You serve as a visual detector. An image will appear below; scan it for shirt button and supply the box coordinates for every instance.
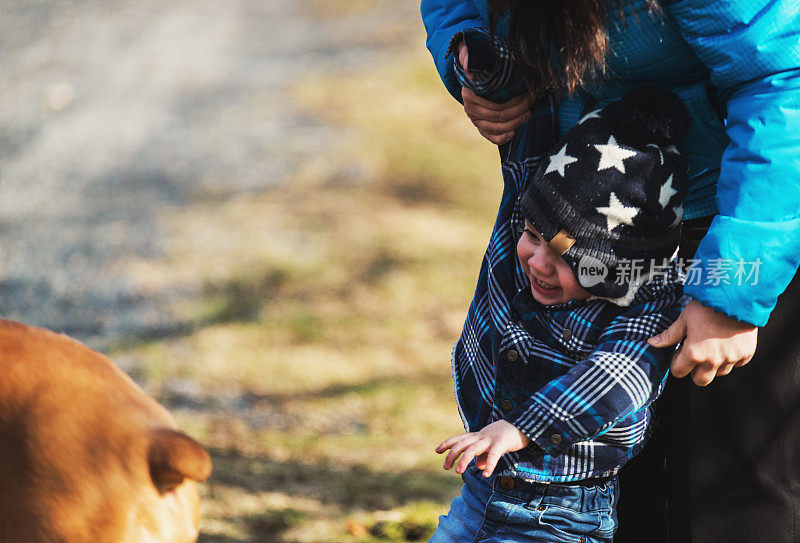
[562,329,572,341]
[500,399,514,413]
[506,349,519,362]
[499,476,515,490]
[550,433,563,445]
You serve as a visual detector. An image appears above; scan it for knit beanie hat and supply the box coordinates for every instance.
[519,85,691,304]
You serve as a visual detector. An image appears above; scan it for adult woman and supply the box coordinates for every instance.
[421,1,800,541]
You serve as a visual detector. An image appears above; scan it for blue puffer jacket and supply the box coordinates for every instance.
[421,0,800,327]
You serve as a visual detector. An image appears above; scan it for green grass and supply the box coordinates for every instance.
[111,10,504,542]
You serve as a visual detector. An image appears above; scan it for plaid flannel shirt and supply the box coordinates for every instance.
[448,29,685,481]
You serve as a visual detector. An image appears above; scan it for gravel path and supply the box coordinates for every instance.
[0,0,415,349]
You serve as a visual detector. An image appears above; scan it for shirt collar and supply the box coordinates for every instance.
[512,286,587,325]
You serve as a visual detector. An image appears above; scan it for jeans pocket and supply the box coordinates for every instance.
[538,505,603,543]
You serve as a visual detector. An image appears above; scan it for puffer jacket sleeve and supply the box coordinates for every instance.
[421,0,487,101]
[665,0,800,326]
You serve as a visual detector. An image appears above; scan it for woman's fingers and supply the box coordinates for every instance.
[461,88,532,144]
[477,128,515,145]
[677,352,752,386]
[672,337,757,386]
[649,318,687,348]
[672,344,718,384]
[680,349,752,386]
[473,115,532,136]
[690,361,718,386]
[664,300,759,385]
[465,101,531,129]
[670,345,695,379]
[463,89,531,119]
[735,351,755,367]
[717,362,736,376]
[463,88,529,111]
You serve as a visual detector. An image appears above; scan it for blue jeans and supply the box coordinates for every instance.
[430,465,619,542]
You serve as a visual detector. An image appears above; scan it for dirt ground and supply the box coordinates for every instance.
[0,0,416,350]
[0,2,498,541]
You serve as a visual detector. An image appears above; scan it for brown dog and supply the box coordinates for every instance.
[0,320,212,542]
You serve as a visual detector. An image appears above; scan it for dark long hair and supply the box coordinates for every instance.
[487,0,659,96]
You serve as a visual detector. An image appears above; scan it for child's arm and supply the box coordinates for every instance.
[435,420,530,477]
[450,28,528,104]
[452,28,557,157]
[435,294,684,478]
[504,294,684,458]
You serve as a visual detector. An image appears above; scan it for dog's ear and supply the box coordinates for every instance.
[148,428,212,494]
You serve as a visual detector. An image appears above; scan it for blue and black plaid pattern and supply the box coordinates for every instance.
[449,28,685,481]
[495,273,684,482]
[448,28,522,99]
[446,27,558,434]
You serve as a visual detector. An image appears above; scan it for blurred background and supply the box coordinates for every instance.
[0,0,504,541]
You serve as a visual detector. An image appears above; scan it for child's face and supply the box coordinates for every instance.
[517,220,591,305]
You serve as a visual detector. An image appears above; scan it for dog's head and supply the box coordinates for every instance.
[0,321,212,542]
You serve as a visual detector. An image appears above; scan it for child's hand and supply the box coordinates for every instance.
[435,420,531,478]
[458,40,470,77]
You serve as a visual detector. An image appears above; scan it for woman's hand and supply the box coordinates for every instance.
[458,41,532,145]
[436,420,531,478]
[647,299,758,386]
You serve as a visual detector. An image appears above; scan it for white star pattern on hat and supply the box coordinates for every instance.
[597,192,640,231]
[579,109,601,124]
[646,143,664,165]
[670,204,684,228]
[659,174,677,208]
[594,136,637,174]
[545,144,579,177]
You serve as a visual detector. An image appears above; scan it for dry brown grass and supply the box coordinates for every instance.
[113,18,504,543]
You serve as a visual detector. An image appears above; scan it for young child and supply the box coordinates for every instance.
[430,84,691,542]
